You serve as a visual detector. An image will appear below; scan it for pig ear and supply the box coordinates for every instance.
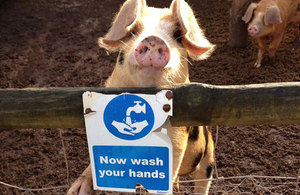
[242,3,257,23]
[98,0,145,51]
[171,0,214,60]
[264,6,282,25]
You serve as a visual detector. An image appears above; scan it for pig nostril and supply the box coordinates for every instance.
[158,48,163,54]
[139,46,149,54]
[143,46,149,53]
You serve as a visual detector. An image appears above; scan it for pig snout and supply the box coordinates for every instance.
[134,36,170,68]
[248,24,260,36]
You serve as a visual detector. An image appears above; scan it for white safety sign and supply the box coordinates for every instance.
[82,90,173,194]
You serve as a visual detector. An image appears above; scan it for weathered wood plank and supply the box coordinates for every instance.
[0,82,299,129]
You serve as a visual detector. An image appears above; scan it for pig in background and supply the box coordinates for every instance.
[67,0,215,194]
[242,0,300,68]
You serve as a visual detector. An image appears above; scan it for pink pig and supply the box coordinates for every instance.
[243,0,300,68]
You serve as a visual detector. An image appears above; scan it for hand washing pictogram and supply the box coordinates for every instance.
[103,94,154,140]
[111,101,149,136]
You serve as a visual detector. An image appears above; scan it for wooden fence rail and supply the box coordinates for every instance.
[0,82,299,129]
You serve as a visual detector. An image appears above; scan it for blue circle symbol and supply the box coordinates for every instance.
[103,94,155,140]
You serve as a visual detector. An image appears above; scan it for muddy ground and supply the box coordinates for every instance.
[0,0,299,194]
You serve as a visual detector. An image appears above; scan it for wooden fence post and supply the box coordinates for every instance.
[228,0,253,48]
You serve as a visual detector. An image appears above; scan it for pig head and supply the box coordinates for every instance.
[98,0,214,88]
[242,0,300,68]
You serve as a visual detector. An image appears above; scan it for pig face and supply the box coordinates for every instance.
[113,8,186,87]
[242,2,282,38]
[99,0,214,87]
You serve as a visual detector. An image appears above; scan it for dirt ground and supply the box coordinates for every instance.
[0,0,299,194]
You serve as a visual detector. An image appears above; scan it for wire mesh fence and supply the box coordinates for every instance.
[176,175,300,195]
[1,174,299,194]
[0,127,299,195]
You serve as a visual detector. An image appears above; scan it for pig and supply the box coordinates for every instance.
[67,0,215,194]
[242,0,300,68]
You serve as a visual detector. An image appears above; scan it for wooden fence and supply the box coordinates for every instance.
[0,82,299,129]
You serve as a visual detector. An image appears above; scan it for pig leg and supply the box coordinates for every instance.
[190,128,215,195]
[173,176,180,192]
[268,31,284,59]
[254,37,267,68]
[67,165,93,195]
[191,161,214,194]
[167,127,189,183]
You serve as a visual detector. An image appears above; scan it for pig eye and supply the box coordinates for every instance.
[118,51,124,65]
[173,29,183,44]
[128,23,143,38]
[127,30,136,38]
